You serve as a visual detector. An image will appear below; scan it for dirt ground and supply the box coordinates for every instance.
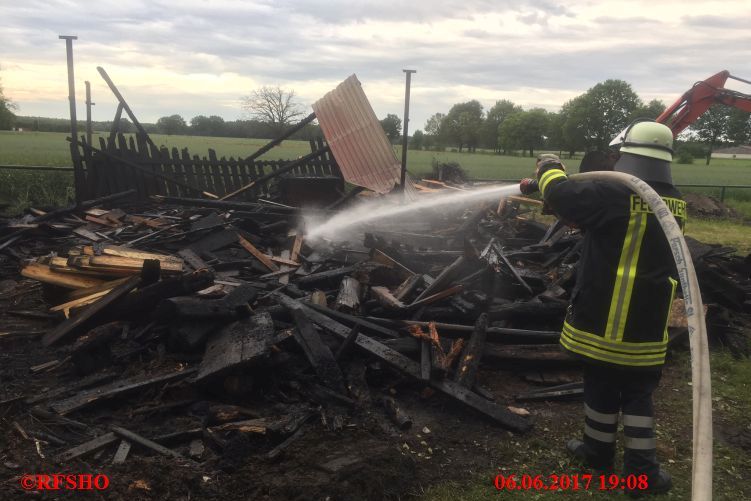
[1,279,750,500]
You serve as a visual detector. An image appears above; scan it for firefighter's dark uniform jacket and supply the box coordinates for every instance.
[537,165,686,369]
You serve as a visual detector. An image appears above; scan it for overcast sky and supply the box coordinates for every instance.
[1,0,750,131]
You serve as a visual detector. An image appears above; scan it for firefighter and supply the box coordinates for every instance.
[519,120,686,496]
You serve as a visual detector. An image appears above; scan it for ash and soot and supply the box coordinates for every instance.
[305,183,522,240]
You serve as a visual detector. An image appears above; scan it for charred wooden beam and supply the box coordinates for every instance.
[420,340,431,381]
[177,248,211,271]
[96,66,158,151]
[334,323,361,361]
[155,284,256,321]
[111,440,131,464]
[295,265,358,288]
[237,234,279,272]
[303,302,399,339]
[382,338,569,364]
[187,229,238,254]
[273,293,531,433]
[287,306,346,393]
[57,432,119,462]
[412,244,474,303]
[364,317,560,343]
[488,300,567,321]
[106,269,215,321]
[41,269,148,347]
[334,277,360,312]
[51,367,197,415]
[371,286,405,309]
[454,313,487,388]
[394,274,421,302]
[369,249,416,279]
[196,312,285,383]
[515,382,584,402]
[111,426,183,459]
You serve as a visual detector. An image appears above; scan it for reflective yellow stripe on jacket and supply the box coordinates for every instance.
[561,321,668,367]
[539,169,567,196]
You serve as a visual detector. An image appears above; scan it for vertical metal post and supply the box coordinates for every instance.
[400,69,416,198]
[85,80,94,147]
[60,35,84,203]
[720,186,726,202]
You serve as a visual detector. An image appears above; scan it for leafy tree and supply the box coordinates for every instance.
[559,97,588,157]
[562,80,642,152]
[691,104,731,165]
[632,99,666,121]
[483,99,522,151]
[0,70,17,130]
[241,86,303,136]
[727,108,751,145]
[117,118,134,133]
[156,114,188,135]
[517,108,550,157]
[409,129,424,150]
[424,113,445,136]
[424,112,446,150]
[545,111,566,155]
[498,108,550,156]
[443,100,484,152]
[498,112,523,154]
[190,115,226,137]
[379,113,402,143]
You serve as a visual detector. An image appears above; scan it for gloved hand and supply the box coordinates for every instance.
[535,153,565,177]
[519,178,539,195]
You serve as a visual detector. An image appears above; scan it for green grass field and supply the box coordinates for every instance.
[2,131,751,226]
[2,130,751,187]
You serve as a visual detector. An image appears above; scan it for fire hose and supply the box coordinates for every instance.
[542,171,712,500]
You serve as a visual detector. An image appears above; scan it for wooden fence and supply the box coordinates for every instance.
[73,134,342,201]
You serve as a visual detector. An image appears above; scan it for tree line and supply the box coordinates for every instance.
[8,115,322,142]
[406,79,751,164]
[3,74,749,164]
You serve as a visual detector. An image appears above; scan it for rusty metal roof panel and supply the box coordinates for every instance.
[313,75,403,195]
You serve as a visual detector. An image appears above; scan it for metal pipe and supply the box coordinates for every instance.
[85,80,93,147]
[59,35,83,203]
[400,69,416,198]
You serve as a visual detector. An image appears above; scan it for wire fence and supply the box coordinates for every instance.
[1,165,750,204]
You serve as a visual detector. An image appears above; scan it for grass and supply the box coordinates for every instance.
[2,130,751,184]
[2,130,751,218]
[685,219,751,254]
[418,350,751,501]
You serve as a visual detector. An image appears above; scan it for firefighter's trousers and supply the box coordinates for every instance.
[581,363,662,478]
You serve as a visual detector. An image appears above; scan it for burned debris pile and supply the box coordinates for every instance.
[0,183,749,474]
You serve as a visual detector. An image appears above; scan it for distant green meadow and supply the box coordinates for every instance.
[2,129,751,206]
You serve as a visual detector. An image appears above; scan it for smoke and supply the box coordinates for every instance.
[305,183,521,241]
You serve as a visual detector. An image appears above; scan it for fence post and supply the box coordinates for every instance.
[721,186,726,202]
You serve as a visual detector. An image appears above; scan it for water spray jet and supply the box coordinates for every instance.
[305,183,522,240]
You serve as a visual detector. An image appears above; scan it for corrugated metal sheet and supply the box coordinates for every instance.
[313,75,415,196]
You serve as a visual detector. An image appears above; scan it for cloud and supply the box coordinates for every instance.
[1,0,750,131]
[682,15,749,29]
